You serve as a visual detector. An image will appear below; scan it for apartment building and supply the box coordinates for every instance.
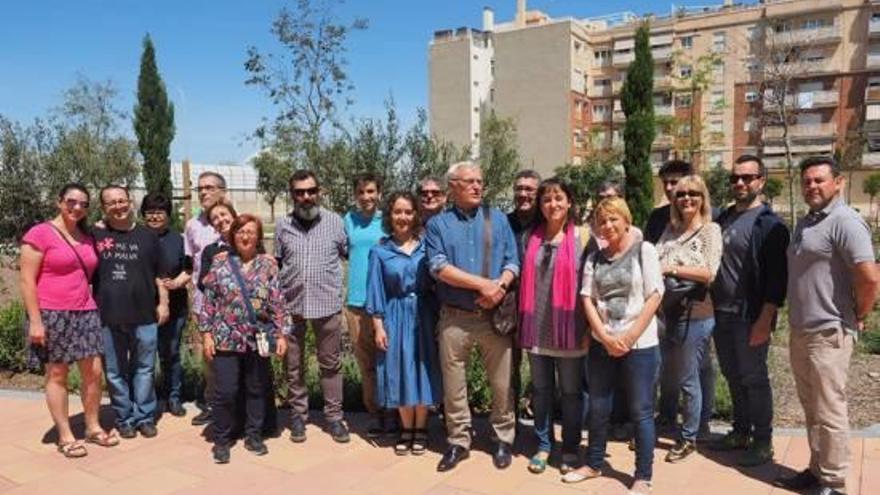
[429,0,880,189]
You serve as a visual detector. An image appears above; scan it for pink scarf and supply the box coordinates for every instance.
[518,222,579,349]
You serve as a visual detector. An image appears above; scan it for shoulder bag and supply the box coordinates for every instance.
[482,207,518,336]
[228,255,277,357]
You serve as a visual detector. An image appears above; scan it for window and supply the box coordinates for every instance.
[708,152,723,168]
[491,59,495,76]
[680,36,694,49]
[680,123,692,137]
[713,61,724,79]
[675,93,693,107]
[594,50,611,65]
[473,54,479,60]
[490,88,495,102]
[745,91,760,103]
[713,31,726,51]
[803,18,832,30]
[594,78,611,87]
[711,90,725,108]
[709,120,723,133]
[747,26,757,40]
[680,65,692,78]
[574,40,583,53]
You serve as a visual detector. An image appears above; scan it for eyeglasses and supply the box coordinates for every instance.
[419,189,443,197]
[197,184,224,193]
[143,210,167,219]
[450,177,483,186]
[729,174,761,185]
[514,185,537,193]
[103,199,130,208]
[234,229,258,238]
[291,187,320,197]
[63,198,89,210]
[675,190,703,199]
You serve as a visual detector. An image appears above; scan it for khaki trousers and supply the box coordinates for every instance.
[789,327,854,490]
[343,306,379,414]
[285,313,344,423]
[437,307,515,449]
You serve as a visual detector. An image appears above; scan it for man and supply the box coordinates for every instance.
[710,155,789,467]
[184,171,227,426]
[417,176,447,223]
[425,161,519,472]
[648,160,716,437]
[776,157,879,495]
[342,173,387,436]
[507,170,541,237]
[94,185,169,439]
[275,170,350,444]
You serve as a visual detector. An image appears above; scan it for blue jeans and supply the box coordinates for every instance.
[713,311,773,442]
[660,317,714,442]
[528,353,583,458]
[158,315,186,405]
[659,327,716,428]
[102,324,159,428]
[587,345,660,482]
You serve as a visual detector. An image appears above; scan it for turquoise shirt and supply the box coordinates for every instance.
[344,210,385,307]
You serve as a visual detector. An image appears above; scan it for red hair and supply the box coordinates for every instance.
[229,214,265,254]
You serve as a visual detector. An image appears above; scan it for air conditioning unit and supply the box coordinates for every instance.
[745,91,760,103]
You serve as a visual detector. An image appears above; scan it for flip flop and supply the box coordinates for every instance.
[85,430,120,447]
[57,440,88,458]
[528,451,549,474]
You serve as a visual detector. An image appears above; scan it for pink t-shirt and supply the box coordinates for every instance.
[22,223,98,311]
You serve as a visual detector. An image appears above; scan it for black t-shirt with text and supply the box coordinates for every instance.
[93,224,166,326]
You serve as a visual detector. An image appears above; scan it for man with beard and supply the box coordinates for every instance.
[274,170,350,444]
[709,155,789,466]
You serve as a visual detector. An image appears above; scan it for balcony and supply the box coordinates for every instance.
[653,76,673,90]
[613,52,635,67]
[763,122,837,140]
[613,110,627,122]
[763,90,839,110]
[870,19,880,37]
[868,53,880,68]
[766,25,841,46]
[612,80,624,94]
[655,105,674,116]
[592,112,611,123]
[866,86,880,102]
[589,85,613,98]
[653,134,674,149]
[652,46,673,62]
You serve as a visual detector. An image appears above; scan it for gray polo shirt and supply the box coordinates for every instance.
[787,198,875,334]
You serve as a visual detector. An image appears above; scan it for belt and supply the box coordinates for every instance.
[441,304,490,319]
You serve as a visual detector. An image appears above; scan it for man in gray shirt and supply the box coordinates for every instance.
[776,157,879,495]
[710,155,789,467]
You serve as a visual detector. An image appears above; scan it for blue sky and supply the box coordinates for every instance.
[0,0,722,165]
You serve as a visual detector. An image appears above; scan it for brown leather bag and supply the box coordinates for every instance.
[482,207,518,336]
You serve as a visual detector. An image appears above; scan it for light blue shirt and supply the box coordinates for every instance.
[344,210,385,307]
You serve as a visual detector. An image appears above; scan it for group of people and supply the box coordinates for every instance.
[19,153,877,495]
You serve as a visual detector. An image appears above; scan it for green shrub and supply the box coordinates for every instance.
[860,329,880,355]
[0,302,26,371]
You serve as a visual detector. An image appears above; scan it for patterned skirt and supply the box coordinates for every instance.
[26,310,104,366]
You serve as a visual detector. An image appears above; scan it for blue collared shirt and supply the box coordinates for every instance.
[425,205,520,311]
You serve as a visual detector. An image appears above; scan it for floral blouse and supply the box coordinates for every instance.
[199,253,287,353]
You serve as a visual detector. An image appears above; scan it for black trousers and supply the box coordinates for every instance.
[213,350,271,446]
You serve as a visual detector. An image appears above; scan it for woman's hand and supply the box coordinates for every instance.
[29,320,46,346]
[275,334,288,356]
[202,333,216,361]
[375,328,388,352]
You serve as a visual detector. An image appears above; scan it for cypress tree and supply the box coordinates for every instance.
[134,34,175,202]
[621,22,656,226]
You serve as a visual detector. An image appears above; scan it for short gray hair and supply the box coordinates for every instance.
[418,176,446,192]
[446,161,481,182]
[198,171,227,189]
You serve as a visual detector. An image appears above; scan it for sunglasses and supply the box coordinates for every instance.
[291,187,319,197]
[675,190,703,199]
[729,174,761,185]
[63,198,90,209]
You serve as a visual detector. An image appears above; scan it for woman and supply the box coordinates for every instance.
[141,193,192,417]
[518,178,589,474]
[197,200,237,291]
[19,183,119,457]
[655,175,722,463]
[366,191,441,456]
[565,197,663,495]
[200,214,288,464]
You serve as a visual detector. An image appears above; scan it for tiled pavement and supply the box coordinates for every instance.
[0,392,876,495]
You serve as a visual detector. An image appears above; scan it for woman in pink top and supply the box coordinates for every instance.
[19,183,119,458]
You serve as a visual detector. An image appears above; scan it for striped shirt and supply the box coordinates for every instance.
[184,212,220,313]
[274,208,348,319]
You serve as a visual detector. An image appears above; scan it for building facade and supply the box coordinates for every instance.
[429,0,880,212]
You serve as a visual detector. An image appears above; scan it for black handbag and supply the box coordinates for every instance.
[482,206,518,336]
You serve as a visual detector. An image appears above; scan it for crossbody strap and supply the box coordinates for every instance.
[481,206,492,278]
[47,222,90,280]
[227,255,260,326]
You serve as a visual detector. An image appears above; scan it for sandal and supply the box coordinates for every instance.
[85,430,120,448]
[395,429,413,456]
[57,440,88,458]
[528,451,549,474]
[411,429,428,456]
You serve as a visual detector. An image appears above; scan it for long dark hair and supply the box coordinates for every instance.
[382,191,422,236]
[534,177,579,227]
[57,183,91,233]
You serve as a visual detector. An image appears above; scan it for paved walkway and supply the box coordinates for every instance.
[0,393,876,495]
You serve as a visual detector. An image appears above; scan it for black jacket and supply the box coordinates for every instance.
[714,203,790,323]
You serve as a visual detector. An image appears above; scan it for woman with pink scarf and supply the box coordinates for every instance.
[518,178,589,475]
